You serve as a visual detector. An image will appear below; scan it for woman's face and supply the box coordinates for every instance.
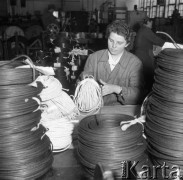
[108,32,128,55]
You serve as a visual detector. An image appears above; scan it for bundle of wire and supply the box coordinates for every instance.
[0,55,40,85]
[41,94,80,120]
[145,48,183,177]
[73,76,103,114]
[35,75,63,101]
[0,56,53,180]
[36,75,78,152]
[37,75,79,119]
[41,117,74,152]
[77,114,146,178]
[0,83,43,99]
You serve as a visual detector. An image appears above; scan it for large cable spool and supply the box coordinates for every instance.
[145,48,183,179]
[77,114,146,179]
[0,55,53,179]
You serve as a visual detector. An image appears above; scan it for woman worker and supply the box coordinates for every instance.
[134,17,165,93]
[79,20,145,106]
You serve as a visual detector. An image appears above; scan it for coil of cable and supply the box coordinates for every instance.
[0,55,39,85]
[73,76,103,114]
[37,75,77,152]
[145,48,183,178]
[0,55,53,180]
[77,114,146,178]
[42,117,74,152]
[37,75,79,119]
[0,83,42,99]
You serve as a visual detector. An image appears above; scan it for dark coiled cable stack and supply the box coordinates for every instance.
[0,56,40,85]
[77,114,146,179]
[0,56,53,180]
[145,48,183,178]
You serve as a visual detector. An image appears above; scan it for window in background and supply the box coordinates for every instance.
[159,5,165,17]
[152,0,157,18]
[152,6,157,17]
[179,4,183,16]
[147,0,151,6]
[168,0,176,4]
[152,0,157,6]
[168,4,176,16]
[140,0,144,9]
[146,0,151,17]
[140,0,183,18]
[178,0,183,16]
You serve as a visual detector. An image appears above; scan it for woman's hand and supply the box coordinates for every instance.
[99,79,122,96]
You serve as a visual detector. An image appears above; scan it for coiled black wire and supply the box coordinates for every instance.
[145,48,183,178]
[0,130,53,180]
[0,55,53,180]
[77,114,146,178]
[0,110,41,134]
[0,83,43,99]
[0,55,40,85]
[0,68,40,85]
[0,96,40,118]
[0,113,53,180]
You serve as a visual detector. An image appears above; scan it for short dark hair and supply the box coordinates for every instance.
[105,20,130,42]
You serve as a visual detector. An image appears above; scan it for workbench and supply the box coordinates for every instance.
[41,105,141,180]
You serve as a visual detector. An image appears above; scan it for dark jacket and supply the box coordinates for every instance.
[134,26,165,72]
[41,11,59,30]
[134,26,165,92]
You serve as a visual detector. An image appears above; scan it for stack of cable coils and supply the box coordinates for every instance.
[0,60,53,180]
[77,114,146,179]
[145,48,183,179]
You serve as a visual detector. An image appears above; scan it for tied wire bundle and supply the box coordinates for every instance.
[77,114,146,178]
[34,75,64,101]
[73,75,103,114]
[145,48,183,178]
[0,96,41,119]
[0,55,40,85]
[0,83,42,99]
[36,75,77,152]
[0,55,53,180]
[0,123,53,180]
[35,75,79,119]
[42,117,74,152]
[41,94,79,120]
